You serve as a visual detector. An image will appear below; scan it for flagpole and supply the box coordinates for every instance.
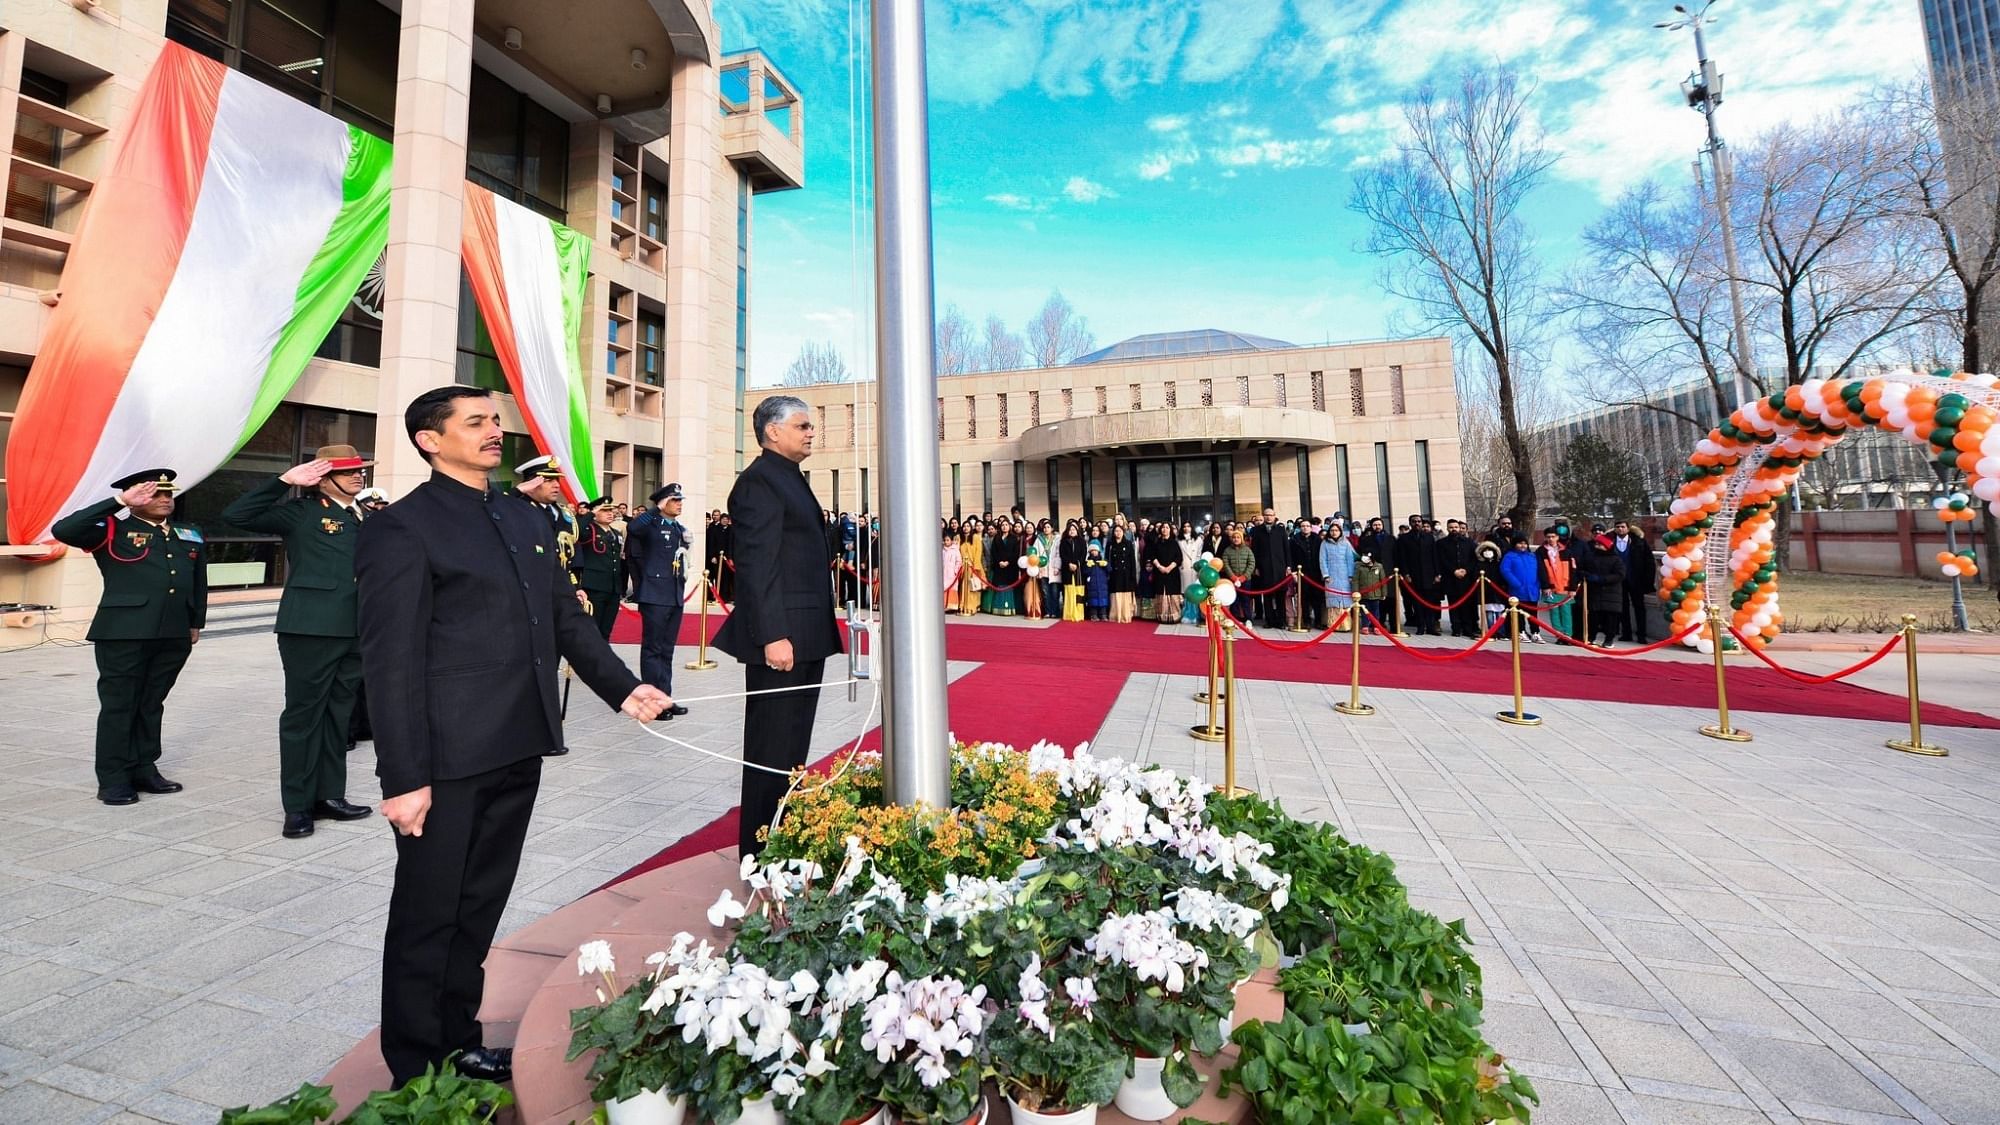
[871,0,951,808]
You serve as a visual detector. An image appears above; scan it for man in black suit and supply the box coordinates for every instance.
[1612,519,1657,642]
[356,386,672,1088]
[1247,508,1289,629]
[713,394,843,857]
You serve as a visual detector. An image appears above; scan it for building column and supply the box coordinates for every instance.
[373,0,475,500]
[664,51,719,557]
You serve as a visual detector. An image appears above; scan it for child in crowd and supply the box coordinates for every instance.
[1474,540,1507,634]
[1353,550,1387,629]
[1498,535,1543,641]
[1084,540,1111,621]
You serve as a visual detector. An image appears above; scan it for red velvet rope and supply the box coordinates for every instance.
[1296,571,1399,597]
[1509,609,1703,656]
[1361,608,1508,660]
[1726,625,1905,684]
[1216,604,1347,652]
[1230,573,1294,597]
[1394,575,1488,611]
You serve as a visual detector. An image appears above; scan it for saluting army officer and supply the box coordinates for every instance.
[511,455,584,599]
[51,469,209,806]
[626,483,692,713]
[570,499,627,640]
[221,444,377,838]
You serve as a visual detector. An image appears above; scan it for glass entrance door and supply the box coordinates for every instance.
[1118,455,1235,528]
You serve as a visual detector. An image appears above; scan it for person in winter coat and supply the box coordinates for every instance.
[1498,535,1543,641]
[1473,539,1507,633]
[1583,533,1627,647]
[1105,525,1139,623]
[1353,549,1389,631]
[1083,541,1111,620]
[1536,527,1578,643]
[1612,519,1656,642]
[1319,528,1358,622]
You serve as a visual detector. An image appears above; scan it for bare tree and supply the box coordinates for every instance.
[1879,77,2000,578]
[1024,290,1096,367]
[1735,108,1947,388]
[980,314,1025,372]
[1560,180,1737,427]
[1351,65,1555,526]
[781,340,851,386]
[935,304,975,375]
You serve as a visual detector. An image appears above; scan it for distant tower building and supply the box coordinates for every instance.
[1922,0,2000,91]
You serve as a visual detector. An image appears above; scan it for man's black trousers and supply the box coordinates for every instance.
[93,637,192,788]
[639,600,683,695]
[739,659,825,856]
[380,755,541,1087]
[1623,588,1650,642]
[587,587,620,639]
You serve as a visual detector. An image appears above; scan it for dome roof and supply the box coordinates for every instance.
[1068,329,1298,366]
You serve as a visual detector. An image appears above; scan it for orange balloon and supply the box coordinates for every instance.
[1861,380,1885,401]
[1784,386,1806,411]
[1910,401,1937,424]
[1956,430,1983,452]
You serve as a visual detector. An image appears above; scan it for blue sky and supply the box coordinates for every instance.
[717,0,1926,388]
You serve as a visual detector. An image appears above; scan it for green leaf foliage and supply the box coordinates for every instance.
[218,1082,337,1125]
[339,1061,513,1125]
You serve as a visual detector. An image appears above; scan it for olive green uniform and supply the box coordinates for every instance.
[50,499,209,789]
[569,522,625,638]
[220,477,362,813]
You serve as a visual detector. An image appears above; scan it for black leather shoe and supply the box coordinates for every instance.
[454,1046,513,1083]
[312,798,373,821]
[667,704,689,717]
[132,775,183,795]
[97,785,139,806]
[543,744,570,757]
[283,812,315,838]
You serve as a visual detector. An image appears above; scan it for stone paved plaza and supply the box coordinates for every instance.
[2,622,1999,1123]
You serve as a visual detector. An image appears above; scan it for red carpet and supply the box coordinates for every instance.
[603,661,1130,886]
[933,621,2000,731]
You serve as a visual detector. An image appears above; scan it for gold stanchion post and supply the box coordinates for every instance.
[1887,614,1947,757]
[1495,598,1542,726]
[1191,602,1226,741]
[1218,613,1251,796]
[1698,607,1751,742]
[685,574,719,671]
[1333,601,1375,716]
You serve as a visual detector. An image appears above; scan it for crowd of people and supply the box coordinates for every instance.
[768,506,1661,648]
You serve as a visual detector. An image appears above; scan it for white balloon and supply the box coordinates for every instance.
[1026,565,1040,577]
[1975,477,2000,502]
[1696,637,1715,655]
[1934,496,1951,509]
[1200,552,1215,563]
[1212,581,1238,607]
[1943,564,1963,577]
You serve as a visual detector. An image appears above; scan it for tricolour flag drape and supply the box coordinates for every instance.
[459,183,597,503]
[3,43,392,546]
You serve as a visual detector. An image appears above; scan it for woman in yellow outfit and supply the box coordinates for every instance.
[957,523,984,616]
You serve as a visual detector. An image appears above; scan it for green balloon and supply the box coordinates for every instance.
[1198,565,1220,588]
[1937,406,1966,427]
[1185,583,1209,604]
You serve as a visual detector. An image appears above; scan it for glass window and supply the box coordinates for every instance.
[951,463,962,518]
[1136,462,1173,499]
[861,467,870,515]
[330,0,395,131]
[1415,440,1433,515]
[466,66,568,220]
[1257,449,1273,510]
[1046,461,1060,524]
[831,469,841,512]
[638,308,664,386]
[1014,462,1026,512]
[1175,459,1210,496]
[982,462,994,514]
[1335,444,1353,518]
[1374,442,1391,518]
[454,270,506,392]
[643,174,668,241]
[167,0,394,139]
[0,363,26,543]
[1297,448,1313,517]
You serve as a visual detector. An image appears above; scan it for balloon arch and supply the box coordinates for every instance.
[1660,369,1998,651]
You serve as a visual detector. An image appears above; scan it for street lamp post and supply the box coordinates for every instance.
[1932,464,1973,632]
[1657,2,1757,409]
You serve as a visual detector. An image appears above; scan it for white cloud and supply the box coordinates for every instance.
[1138,146,1198,181]
[1063,176,1116,203]
[1181,0,1284,84]
[1147,113,1191,133]
[984,192,1040,211]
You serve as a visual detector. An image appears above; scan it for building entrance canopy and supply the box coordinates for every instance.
[1017,405,1337,462]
